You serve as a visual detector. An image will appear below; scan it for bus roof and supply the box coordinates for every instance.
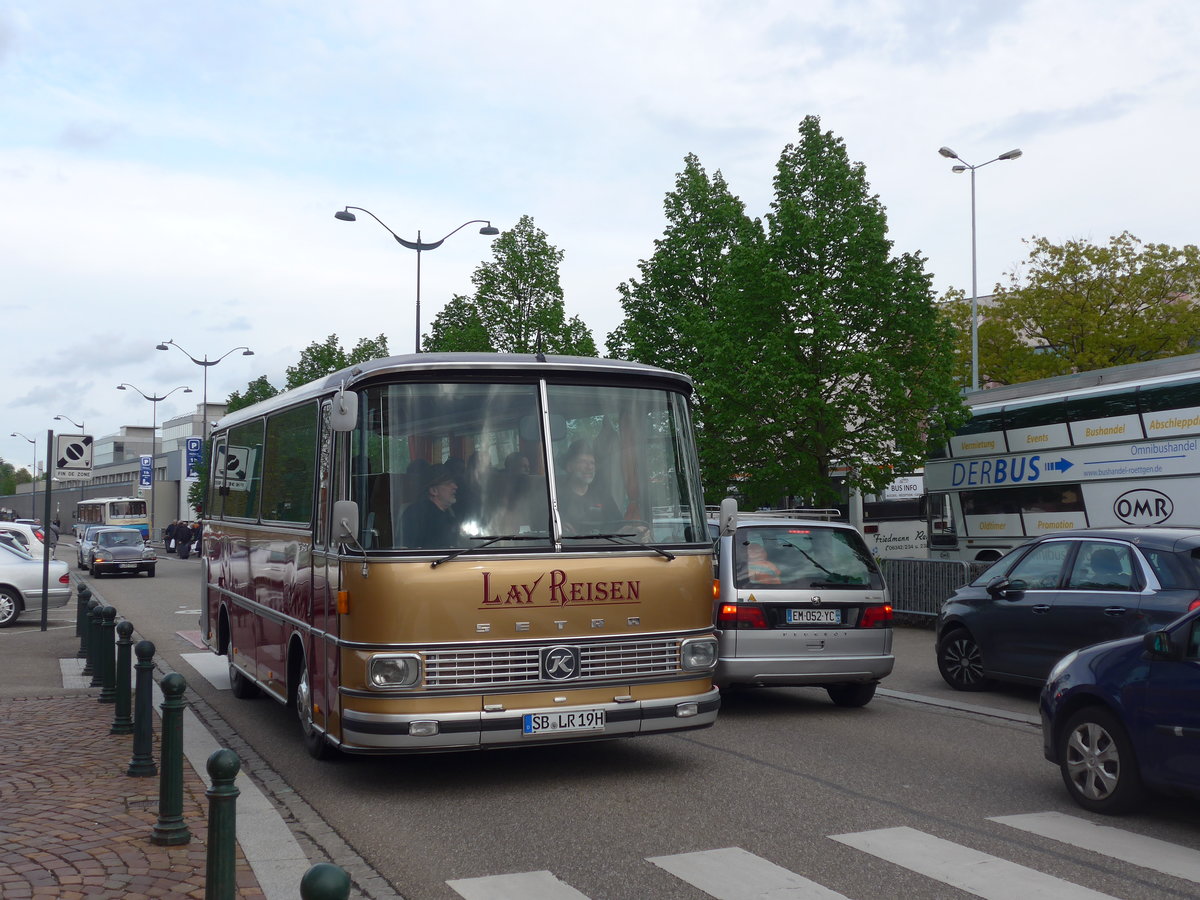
[966,351,1200,412]
[212,352,695,432]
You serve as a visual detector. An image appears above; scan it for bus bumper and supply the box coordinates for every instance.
[337,686,721,752]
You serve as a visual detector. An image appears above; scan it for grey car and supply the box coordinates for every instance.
[0,541,72,627]
[78,524,140,569]
[89,527,156,578]
[710,500,895,706]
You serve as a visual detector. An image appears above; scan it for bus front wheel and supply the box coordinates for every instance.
[294,657,333,761]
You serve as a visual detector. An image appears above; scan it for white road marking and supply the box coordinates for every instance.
[180,650,231,690]
[448,870,590,899]
[647,846,850,899]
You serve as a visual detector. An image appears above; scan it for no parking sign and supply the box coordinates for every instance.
[54,433,94,480]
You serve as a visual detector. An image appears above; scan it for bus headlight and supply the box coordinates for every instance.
[367,654,421,689]
[680,637,718,672]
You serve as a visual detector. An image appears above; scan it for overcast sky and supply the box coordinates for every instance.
[3,1,1197,473]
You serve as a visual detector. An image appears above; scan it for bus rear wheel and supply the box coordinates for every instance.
[295,658,333,760]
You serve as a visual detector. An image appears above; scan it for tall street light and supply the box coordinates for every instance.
[938,145,1023,392]
[117,383,192,542]
[54,414,85,433]
[334,207,500,353]
[10,432,37,520]
[156,340,255,441]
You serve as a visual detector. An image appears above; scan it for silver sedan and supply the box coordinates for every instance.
[0,541,72,627]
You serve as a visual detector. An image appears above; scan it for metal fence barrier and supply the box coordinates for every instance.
[880,558,993,617]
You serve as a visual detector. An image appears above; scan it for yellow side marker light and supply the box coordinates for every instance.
[337,591,350,614]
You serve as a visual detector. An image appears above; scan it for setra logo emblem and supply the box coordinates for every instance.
[1114,489,1174,525]
[541,646,581,681]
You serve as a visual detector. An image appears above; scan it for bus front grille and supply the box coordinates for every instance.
[422,639,681,688]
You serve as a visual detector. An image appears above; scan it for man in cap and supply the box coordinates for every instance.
[401,463,461,549]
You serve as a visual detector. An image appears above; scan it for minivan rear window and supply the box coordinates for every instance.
[735,525,882,590]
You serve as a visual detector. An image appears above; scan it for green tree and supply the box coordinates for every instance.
[952,232,1200,386]
[284,333,390,389]
[425,215,597,356]
[611,116,966,506]
[226,375,280,415]
[0,458,17,497]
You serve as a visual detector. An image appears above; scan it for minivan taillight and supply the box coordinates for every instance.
[718,603,768,629]
[860,604,893,628]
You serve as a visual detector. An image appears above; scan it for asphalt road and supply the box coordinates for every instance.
[48,542,1200,900]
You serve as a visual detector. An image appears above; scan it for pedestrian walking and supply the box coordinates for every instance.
[177,521,191,559]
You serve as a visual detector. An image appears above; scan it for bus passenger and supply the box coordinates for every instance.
[558,441,622,534]
[401,464,460,549]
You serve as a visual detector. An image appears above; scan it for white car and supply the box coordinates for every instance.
[0,522,47,557]
[0,541,72,627]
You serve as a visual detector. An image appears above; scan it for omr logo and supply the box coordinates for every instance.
[1114,489,1174,525]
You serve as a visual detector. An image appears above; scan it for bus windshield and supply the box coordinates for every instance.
[351,380,706,552]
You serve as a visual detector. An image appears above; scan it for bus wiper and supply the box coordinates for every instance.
[430,534,548,568]
[562,533,676,561]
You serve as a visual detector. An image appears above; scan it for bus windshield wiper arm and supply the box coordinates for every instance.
[562,533,676,561]
[430,534,548,568]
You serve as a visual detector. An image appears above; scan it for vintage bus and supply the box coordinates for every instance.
[74,497,150,540]
[202,353,719,758]
[926,353,1200,561]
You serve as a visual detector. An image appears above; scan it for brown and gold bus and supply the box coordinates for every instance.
[202,353,719,758]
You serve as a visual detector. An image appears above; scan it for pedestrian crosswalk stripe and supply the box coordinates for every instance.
[180,651,231,690]
[647,846,850,899]
[447,870,590,899]
[829,826,1117,899]
[992,812,1200,884]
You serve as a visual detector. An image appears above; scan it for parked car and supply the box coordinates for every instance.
[0,522,47,557]
[88,527,156,578]
[1040,604,1200,813]
[0,541,72,627]
[709,500,894,706]
[936,527,1200,691]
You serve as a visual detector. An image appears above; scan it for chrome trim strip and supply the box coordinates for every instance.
[337,626,716,652]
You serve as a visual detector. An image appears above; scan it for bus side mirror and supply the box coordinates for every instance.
[332,500,359,544]
[719,497,738,537]
[331,390,358,432]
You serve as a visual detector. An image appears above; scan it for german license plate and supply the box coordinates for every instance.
[522,708,605,735]
[118,563,138,569]
[786,608,841,625]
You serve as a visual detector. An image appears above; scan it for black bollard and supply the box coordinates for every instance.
[127,640,158,777]
[150,672,191,846]
[111,621,135,735]
[300,863,352,900]
[81,598,101,679]
[75,583,92,655]
[204,748,240,900]
[98,606,118,704]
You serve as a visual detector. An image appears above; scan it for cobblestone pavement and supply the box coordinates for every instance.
[0,693,265,899]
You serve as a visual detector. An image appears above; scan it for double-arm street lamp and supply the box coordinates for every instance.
[54,414,85,433]
[117,383,192,541]
[334,207,499,353]
[938,145,1023,392]
[156,340,255,441]
[10,431,38,519]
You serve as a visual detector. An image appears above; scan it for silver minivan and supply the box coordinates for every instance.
[711,499,894,706]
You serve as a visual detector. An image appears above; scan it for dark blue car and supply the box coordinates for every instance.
[1040,605,1200,814]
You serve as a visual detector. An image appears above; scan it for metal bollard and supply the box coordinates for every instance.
[150,672,191,846]
[75,583,92,655]
[82,598,101,679]
[300,863,352,900]
[127,640,158,777]
[204,748,240,900]
[110,621,135,735]
[98,606,118,704]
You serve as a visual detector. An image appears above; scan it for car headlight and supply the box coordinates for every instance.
[680,637,718,672]
[93,552,111,562]
[367,654,421,689]
[1047,650,1078,684]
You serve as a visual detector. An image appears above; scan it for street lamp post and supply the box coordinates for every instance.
[117,383,193,544]
[54,414,85,433]
[10,432,37,519]
[335,207,499,353]
[156,340,254,442]
[938,145,1023,392]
